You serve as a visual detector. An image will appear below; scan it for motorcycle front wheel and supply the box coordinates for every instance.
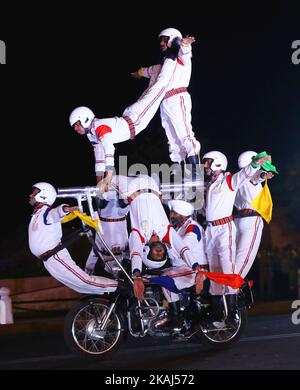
[64,297,123,358]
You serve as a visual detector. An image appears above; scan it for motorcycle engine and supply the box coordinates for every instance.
[142,286,170,336]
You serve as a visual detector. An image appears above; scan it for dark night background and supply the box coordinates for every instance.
[0,2,299,278]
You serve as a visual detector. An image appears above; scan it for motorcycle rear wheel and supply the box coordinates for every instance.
[195,307,248,349]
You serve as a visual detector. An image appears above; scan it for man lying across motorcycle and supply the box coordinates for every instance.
[134,199,209,332]
[111,175,207,332]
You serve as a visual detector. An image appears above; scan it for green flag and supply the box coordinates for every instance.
[253,151,279,174]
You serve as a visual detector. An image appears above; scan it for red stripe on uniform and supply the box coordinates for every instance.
[95,125,112,139]
[226,174,235,191]
[228,222,234,273]
[131,228,146,243]
[184,224,195,235]
[133,87,166,126]
[162,225,172,245]
[238,217,260,275]
[53,254,118,287]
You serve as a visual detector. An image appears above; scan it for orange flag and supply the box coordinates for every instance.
[201,271,245,289]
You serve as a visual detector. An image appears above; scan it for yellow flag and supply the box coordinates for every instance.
[61,212,78,223]
[250,180,273,223]
[61,210,100,232]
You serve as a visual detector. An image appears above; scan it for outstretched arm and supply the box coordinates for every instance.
[230,154,272,190]
[46,205,79,224]
[178,35,196,63]
[131,64,162,79]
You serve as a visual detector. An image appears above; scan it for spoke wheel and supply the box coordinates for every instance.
[196,307,247,349]
[64,298,122,358]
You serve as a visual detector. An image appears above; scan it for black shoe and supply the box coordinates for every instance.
[225,294,239,328]
[225,311,240,329]
[208,295,225,322]
[171,317,184,332]
[238,281,254,308]
[171,301,185,330]
[154,313,184,332]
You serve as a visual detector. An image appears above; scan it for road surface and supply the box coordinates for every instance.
[0,313,299,371]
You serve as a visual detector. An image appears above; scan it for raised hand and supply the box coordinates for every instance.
[254,154,271,165]
[182,36,196,46]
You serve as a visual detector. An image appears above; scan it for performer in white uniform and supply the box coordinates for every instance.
[110,175,206,302]
[28,182,118,294]
[234,151,274,278]
[85,193,129,277]
[132,28,201,182]
[202,151,271,321]
[69,56,178,190]
[162,199,208,303]
[156,200,208,330]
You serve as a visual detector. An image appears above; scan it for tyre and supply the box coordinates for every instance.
[64,297,123,358]
[195,307,248,349]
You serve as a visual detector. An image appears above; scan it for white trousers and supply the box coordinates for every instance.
[161,265,196,303]
[205,222,237,295]
[44,248,118,295]
[160,93,200,163]
[235,216,264,278]
[123,58,177,137]
[85,221,128,274]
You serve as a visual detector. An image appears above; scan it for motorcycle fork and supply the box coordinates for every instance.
[91,296,119,331]
[127,300,147,338]
[221,295,229,320]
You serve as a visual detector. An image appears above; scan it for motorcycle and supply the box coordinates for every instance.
[57,185,254,359]
[63,277,253,358]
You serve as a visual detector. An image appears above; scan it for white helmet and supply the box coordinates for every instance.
[32,182,57,206]
[143,254,167,269]
[202,151,228,171]
[69,106,95,128]
[143,244,167,269]
[158,28,182,47]
[238,151,257,169]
